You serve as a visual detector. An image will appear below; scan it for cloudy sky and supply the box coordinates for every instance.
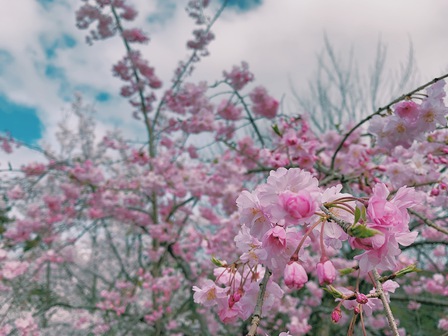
[1,0,448,162]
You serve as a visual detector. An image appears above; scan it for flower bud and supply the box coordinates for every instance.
[356,293,368,304]
[430,188,440,196]
[280,190,315,220]
[316,260,337,286]
[284,261,308,290]
[228,288,243,308]
[331,308,342,323]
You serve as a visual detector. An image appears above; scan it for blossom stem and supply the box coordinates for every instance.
[372,268,400,336]
[246,268,271,336]
[326,203,355,215]
[319,221,326,261]
[291,219,323,260]
[320,205,352,233]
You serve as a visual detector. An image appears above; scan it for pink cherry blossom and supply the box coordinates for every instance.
[249,86,279,119]
[1,261,29,280]
[394,100,420,123]
[279,190,316,222]
[316,260,337,285]
[284,261,308,290]
[217,100,243,121]
[223,61,254,91]
[193,279,227,307]
[438,318,448,331]
[260,167,321,226]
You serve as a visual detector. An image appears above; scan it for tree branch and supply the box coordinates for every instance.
[409,209,448,236]
[246,268,271,336]
[372,269,399,336]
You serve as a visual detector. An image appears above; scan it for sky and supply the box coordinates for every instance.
[1,0,448,165]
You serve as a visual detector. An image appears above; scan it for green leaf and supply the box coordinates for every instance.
[211,256,226,267]
[339,267,356,276]
[272,124,282,137]
[395,264,420,278]
[323,285,344,299]
[348,224,381,238]
[360,205,367,221]
[24,236,41,252]
[353,206,361,225]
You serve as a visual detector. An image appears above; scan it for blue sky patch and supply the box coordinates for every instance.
[41,63,72,100]
[44,64,65,79]
[220,0,263,11]
[147,0,176,25]
[0,49,13,75]
[95,91,111,102]
[41,33,77,59]
[0,95,43,144]
[37,0,56,9]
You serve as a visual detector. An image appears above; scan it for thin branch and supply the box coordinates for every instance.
[320,205,352,233]
[390,294,448,307]
[409,209,448,236]
[232,88,265,147]
[372,269,399,336]
[401,240,448,251]
[246,268,271,336]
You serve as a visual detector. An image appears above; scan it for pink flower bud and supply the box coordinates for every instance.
[316,260,337,286]
[331,308,342,323]
[284,261,308,290]
[228,289,243,308]
[354,306,361,315]
[280,190,315,220]
[356,293,368,304]
[431,188,440,196]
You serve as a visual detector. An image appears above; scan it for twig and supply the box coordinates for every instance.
[246,268,271,336]
[232,88,265,147]
[151,0,229,137]
[390,294,448,307]
[401,240,448,251]
[320,205,352,233]
[372,269,399,336]
[409,209,448,236]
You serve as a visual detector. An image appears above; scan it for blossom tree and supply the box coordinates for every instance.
[0,1,447,336]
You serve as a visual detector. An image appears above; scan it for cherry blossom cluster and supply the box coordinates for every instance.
[194,167,422,331]
[369,80,448,149]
